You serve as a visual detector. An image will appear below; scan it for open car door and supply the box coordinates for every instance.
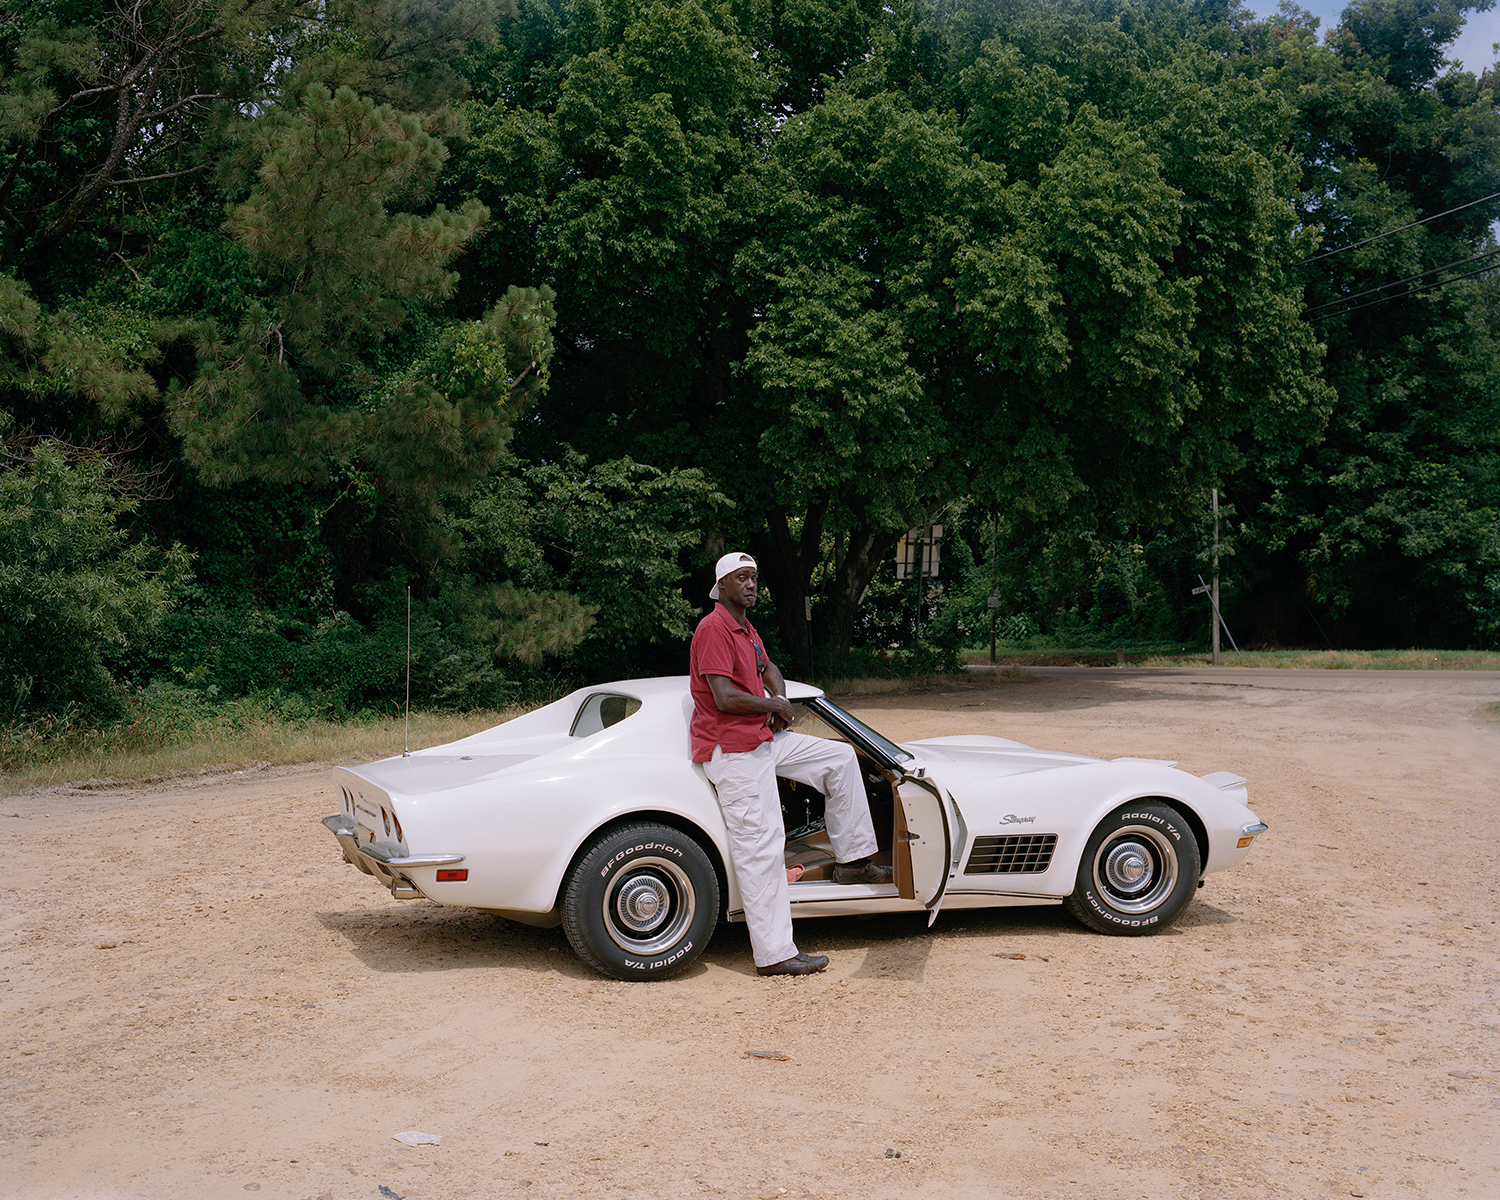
[896,772,953,926]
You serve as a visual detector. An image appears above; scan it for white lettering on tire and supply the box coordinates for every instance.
[599,842,685,877]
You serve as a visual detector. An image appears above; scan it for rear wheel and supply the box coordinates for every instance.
[1065,803,1200,935]
[561,822,719,980]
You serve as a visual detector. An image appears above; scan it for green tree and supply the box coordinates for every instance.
[0,0,511,274]
[0,436,191,718]
[0,0,589,715]
[1233,0,1500,646]
[170,81,553,502]
[0,0,539,473]
[446,0,1331,673]
[447,450,732,676]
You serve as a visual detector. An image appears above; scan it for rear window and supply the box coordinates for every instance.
[570,692,643,737]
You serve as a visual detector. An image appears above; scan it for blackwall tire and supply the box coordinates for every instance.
[561,822,719,980]
[1064,802,1200,936]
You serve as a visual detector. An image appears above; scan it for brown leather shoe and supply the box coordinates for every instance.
[833,858,894,885]
[756,951,829,976]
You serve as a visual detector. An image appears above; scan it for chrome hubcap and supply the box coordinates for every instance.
[1104,843,1151,893]
[616,877,668,931]
[1091,825,1179,914]
[602,856,696,955]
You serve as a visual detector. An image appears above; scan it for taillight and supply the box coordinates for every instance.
[391,808,404,843]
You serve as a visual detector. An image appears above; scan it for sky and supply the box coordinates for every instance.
[1244,2,1500,75]
[1444,8,1500,73]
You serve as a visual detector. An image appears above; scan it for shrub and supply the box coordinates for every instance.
[0,440,191,720]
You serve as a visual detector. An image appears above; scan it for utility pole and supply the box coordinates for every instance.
[1193,490,1238,666]
[913,536,924,648]
[989,512,998,665]
[1212,487,1221,667]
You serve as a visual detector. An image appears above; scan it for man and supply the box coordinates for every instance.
[690,551,893,977]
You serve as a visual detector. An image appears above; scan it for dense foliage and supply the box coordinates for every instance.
[2,0,1498,726]
[0,433,191,718]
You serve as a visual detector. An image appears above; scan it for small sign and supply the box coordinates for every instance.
[896,525,943,580]
[987,591,1001,609]
[1191,584,1210,595]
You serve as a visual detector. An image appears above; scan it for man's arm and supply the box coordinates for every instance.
[761,658,790,732]
[705,673,795,726]
[763,657,787,700]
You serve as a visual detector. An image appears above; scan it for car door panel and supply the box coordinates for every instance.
[897,773,953,924]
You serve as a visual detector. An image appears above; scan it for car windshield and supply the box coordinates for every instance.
[796,697,914,766]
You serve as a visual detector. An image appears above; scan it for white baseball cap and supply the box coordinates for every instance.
[710,551,757,599]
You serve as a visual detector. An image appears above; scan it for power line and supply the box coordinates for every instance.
[1299,188,1500,264]
[1303,247,1500,314]
[1309,258,1500,322]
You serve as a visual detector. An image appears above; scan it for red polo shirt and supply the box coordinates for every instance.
[689,603,774,761]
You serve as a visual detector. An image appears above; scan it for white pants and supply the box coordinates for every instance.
[704,731,879,967]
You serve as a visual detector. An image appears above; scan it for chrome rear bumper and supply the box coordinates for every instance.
[321,814,464,899]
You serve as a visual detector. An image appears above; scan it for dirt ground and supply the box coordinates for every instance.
[4,667,1499,1200]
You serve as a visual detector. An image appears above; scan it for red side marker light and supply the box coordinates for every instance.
[436,869,468,882]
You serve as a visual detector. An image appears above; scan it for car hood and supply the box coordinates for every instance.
[904,734,1122,777]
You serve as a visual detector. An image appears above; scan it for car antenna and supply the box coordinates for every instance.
[403,584,412,757]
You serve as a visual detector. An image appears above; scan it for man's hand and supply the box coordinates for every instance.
[766,695,794,733]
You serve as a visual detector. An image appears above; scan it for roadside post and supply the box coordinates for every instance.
[896,524,943,649]
[988,512,999,664]
[1212,488,1221,666]
[1191,573,1241,660]
[988,590,1001,663]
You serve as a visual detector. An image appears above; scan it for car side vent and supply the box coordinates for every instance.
[964,834,1058,875]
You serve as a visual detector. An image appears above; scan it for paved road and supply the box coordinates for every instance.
[968,663,1500,697]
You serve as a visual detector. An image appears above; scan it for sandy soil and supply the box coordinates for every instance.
[4,667,1499,1200]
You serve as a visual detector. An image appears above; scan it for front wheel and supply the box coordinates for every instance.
[1064,802,1200,935]
[561,822,720,980]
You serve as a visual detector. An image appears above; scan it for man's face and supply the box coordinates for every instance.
[717,566,758,608]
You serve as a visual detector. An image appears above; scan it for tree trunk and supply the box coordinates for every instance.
[754,504,899,683]
[751,497,825,682]
[813,523,897,678]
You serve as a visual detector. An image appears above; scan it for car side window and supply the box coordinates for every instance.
[570,692,643,737]
[787,704,849,744]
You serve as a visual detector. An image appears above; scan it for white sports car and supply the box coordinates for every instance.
[322,677,1266,980]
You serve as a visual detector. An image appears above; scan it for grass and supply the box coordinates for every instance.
[1,706,515,795]
[823,673,974,695]
[962,646,1500,670]
[824,669,1039,696]
[7,649,1498,793]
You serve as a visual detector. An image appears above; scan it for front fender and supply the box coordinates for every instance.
[932,759,1253,897]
